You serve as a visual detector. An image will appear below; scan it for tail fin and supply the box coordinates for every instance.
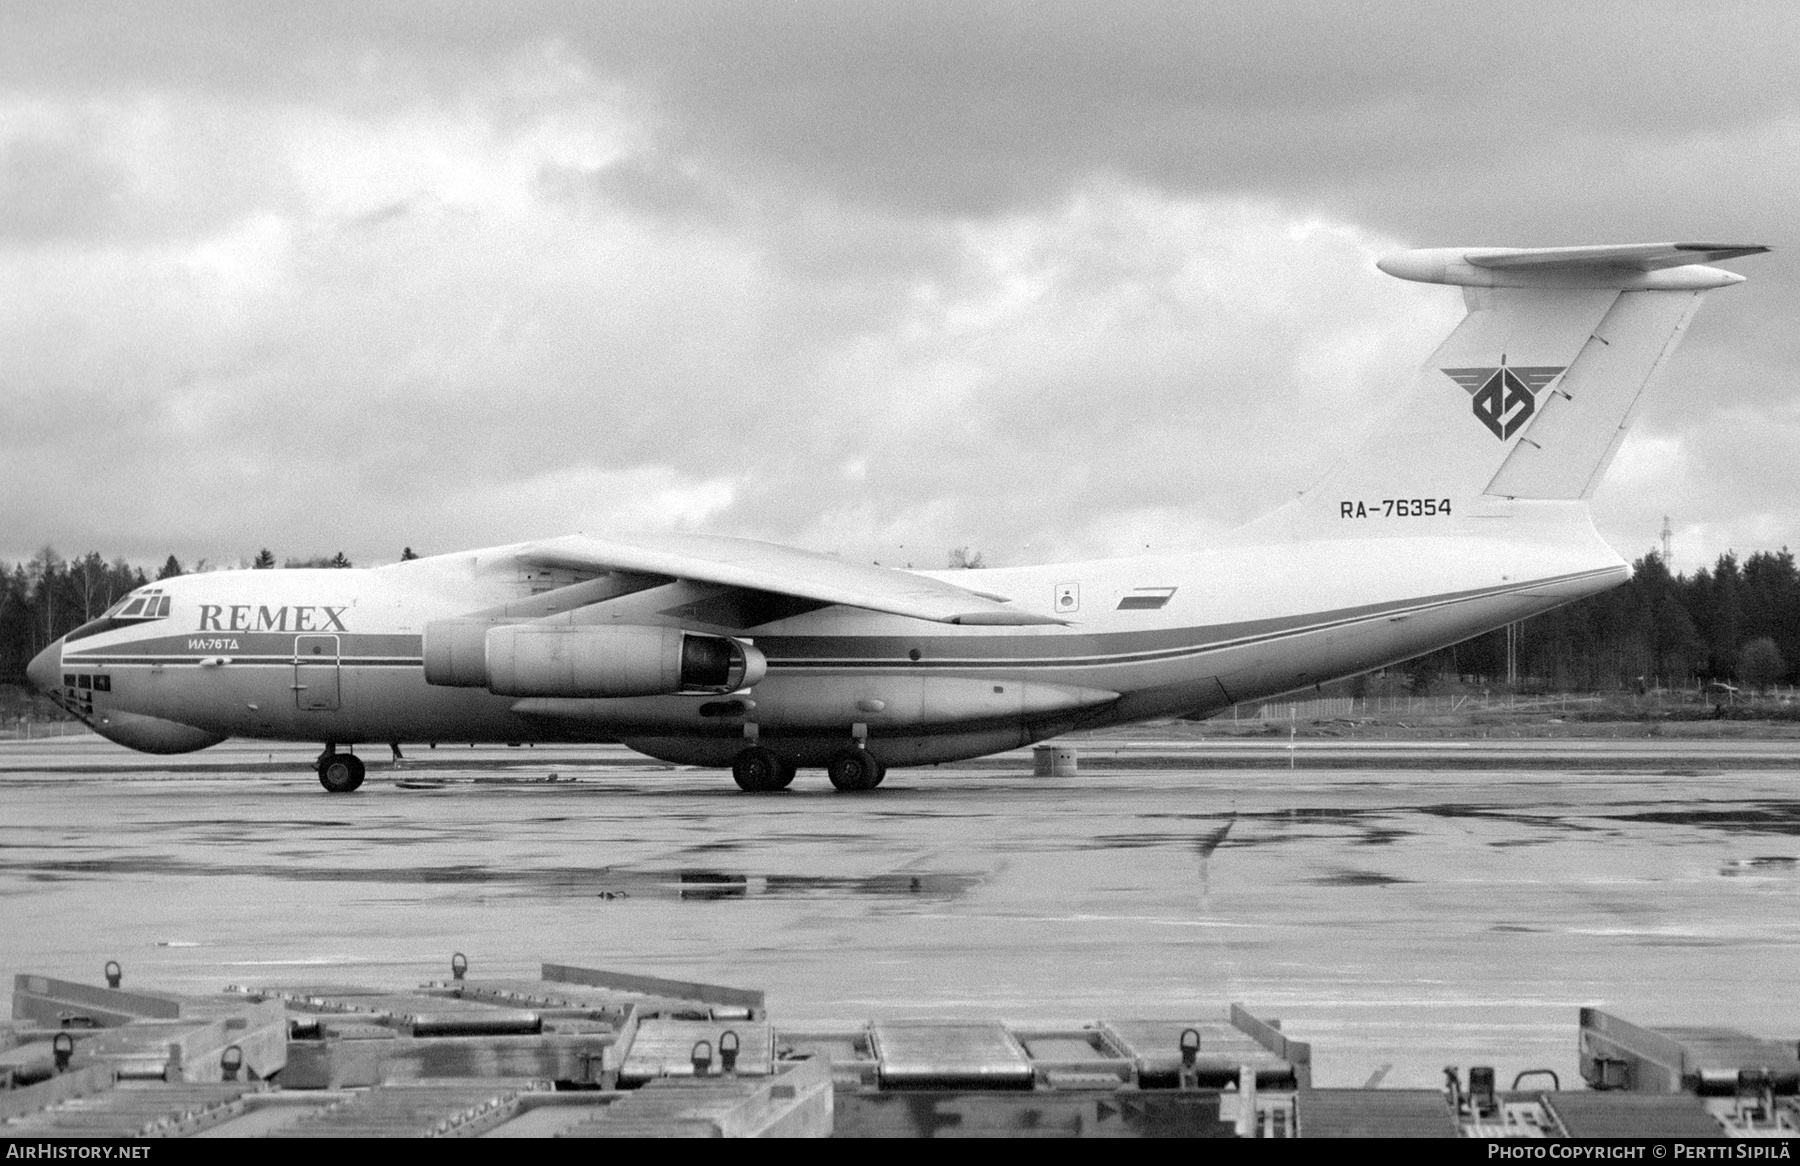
[1247,242,1766,538]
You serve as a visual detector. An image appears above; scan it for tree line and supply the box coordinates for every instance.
[1396,549,1798,692]
[0,543,1793,691]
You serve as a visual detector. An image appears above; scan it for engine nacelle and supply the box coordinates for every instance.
[422,619,493,687]
[426,621,765,697]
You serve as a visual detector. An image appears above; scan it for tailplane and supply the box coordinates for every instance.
[1245,242,1767,539]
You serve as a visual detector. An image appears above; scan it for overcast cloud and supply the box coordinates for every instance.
[2,1,1794,574]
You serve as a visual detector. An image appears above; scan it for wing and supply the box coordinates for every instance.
[515,532,1067,626]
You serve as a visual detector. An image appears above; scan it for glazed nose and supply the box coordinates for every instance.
[27,637,63,695]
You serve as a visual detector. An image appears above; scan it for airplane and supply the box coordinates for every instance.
[27,240,1768,794]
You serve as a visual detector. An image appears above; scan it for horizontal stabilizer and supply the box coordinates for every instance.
[1468,243,1769,271]
[1379,242,1769,290]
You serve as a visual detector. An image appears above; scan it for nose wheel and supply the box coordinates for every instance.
[827,747,884,792]
[731,746,796,792]
[317,750,365,793]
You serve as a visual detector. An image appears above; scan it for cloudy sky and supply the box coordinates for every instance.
[3,1,1794,576]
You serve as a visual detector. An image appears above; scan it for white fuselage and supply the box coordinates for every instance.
[41,504,1626,768]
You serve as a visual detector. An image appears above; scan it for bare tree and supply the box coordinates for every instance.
[105,558,136,607]
[72,552,107,620]
[28,547,62,642]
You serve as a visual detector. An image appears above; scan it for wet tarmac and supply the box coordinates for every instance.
[2,735,1797,1088]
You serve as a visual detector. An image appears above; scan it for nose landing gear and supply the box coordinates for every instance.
[317,748,365,793]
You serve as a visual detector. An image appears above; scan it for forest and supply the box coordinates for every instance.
[0,544,1795,693]
[1402,548,1797,693]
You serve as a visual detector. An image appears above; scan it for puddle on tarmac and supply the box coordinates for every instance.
[1719,855,1800,876]
[1608,803,1800,835]
[1310,869,1410,887]
[0,854,985,901]
[1086,809,1408,852]
[679,871,983,900]
[1194,818,1235,858]
[1083,833,1186,850]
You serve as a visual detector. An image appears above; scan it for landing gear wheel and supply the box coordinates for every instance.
[827,748,881,792]
[732,746,788,793]
[318,752,365,793]
[871,759,887,787]
[775,758,799,790]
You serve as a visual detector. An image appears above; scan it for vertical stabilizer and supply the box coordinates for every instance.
[1241,243,1765,540]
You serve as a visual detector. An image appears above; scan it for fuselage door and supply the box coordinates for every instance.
[294,634,341,711]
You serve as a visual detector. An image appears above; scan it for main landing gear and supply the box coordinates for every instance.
[317,747,365,793]
[728,743,885,792]
[827,747,884,792]
[731,746,797,793]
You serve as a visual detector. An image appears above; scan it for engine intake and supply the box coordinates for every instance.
[424,621,764,698]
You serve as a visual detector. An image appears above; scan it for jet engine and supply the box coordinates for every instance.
[424,621,765,698]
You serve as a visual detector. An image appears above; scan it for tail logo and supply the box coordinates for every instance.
[1442,364,1565,440]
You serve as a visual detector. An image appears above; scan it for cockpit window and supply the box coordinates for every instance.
[65,588,173,643]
